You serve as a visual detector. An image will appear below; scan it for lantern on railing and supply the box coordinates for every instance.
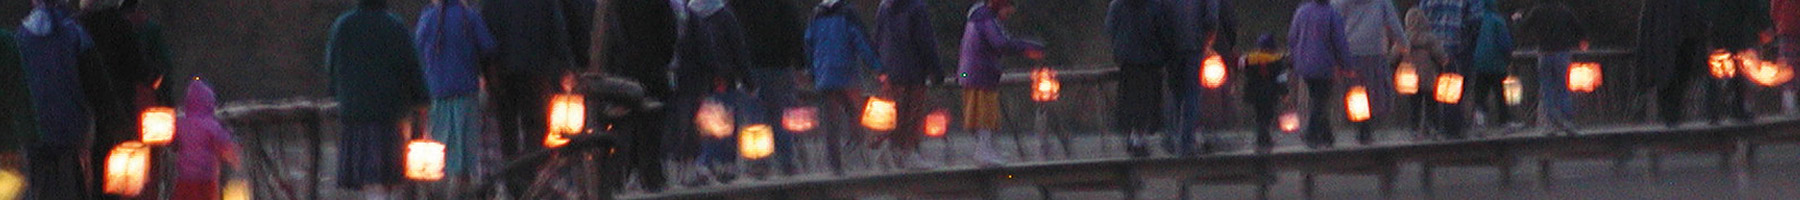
[140,106,175,146]
[782,107,818,132]
[739,124,775,160]
[1569,62,1602,93]
[925,109,950,137]
[862,97,898,132]
[1202,55,1228,89]
[1279,112,1300,133]
[1503,76,1523,105]
[1750,60,1793,87]
[1710,50,1738,78]
[1435,74,1465,104]
[548,93,586,136]
[404,140,446,181]
[1395,62,1419,95]
[103,141,150,197]
[1345,86,1372,122]
[697,98,735,138]
[1032,68,1060,102]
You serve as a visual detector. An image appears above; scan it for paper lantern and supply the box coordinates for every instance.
[1345,86,1372,122]
[697,98,735,138]
[103,141,151,197]
[1279,112,1300,133]
[1749,60,1793,87]
[1395,62,1419,95]
[1710,50,1738,78]
[140,106,175,146]
[1201,55,1228,89]
[548,93,586,136]
[925,109,951,137]
[782,107,818,132]
[405,140,446,181]
[739,124,775,160]
[1569,62,1602,93]
[1503,76,1523,105]
[1435,74,1465,104]
[223,179,251,200]
[544,131,570,148]
[862,97,898,132]
[1031,68,1060,102]
[0,169,23,200]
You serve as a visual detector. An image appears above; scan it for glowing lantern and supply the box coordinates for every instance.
[405,140,446,181]
[1749,60,1794,87]
[544,131,570,148]
[103,141,151,197]
[1031,68,1060,102]
[1201,55,1228,89]
[1504,76,1523,105]
[223,179,251,200]
[1345,86,1372,122]
[1435,74,1465,104]
[548,93,586,136]
[925,110,951,137]
[1395,62,1419,95]
[1279,112,1300,133]
[0,169,23,200]
[697,98,735,138]
[1569,62,1602,93]
[782,107,818,132]
[140,106,175,146]
[862,97,898,132]
[1710,50,1738,78]
[739,124,775,160]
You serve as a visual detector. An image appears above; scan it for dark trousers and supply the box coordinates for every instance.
[29,144,91,200]
[1467,72,1512,124]
[1248,92,1278,150]
[886,85,928,151]
[1660,40,1706,126]
[493,73,554,196]
[1304,78,1335,147]
[819,89,864,175]
[624,109,667,191]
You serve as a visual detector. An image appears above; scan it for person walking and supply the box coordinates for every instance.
[1403,7,1454,139]
[1332,0,1406,144]
[1702,0,1770,124]
[1167,0,1239,155]
[482,0,578,160]
[414,0,497,194]
[1241,34,1289,152]
[1108,0,1178,157]
[601,0,679,192]
[1639,0,1709,128]
[807,0,885,173]
[731,0,808,176]
[1518,0,1587,134]
[959,0,1044,165]
[875,0,946,167]
[326,0,429,197]
[673,0,750,185]
[1466,0,1515,133]
[0,27,37,173]
[16,0,97,198]
[172,79,241,200]
[78,2,172,196]
[1288,0,1350,148]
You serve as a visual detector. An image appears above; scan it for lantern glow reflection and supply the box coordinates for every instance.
[697,99,735,138]
[405,140,446,181]
[1202,55,1227,89]
[1569,62,1601,93]
[925,110,950,137]
[1435,74,1465,104]
[1396,63,1419,95]
[141,107,175,146]
[1504,76,1523,105]
[782,107,818,132]
[1346,86,1372,122]
[739,124,775,160]
[1279,112,1300,133]
[103,142,150,197]
[862,97,898,132]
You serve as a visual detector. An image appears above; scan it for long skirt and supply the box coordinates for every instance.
[1116,64,1166,133]
[337,118,404,189]
[429,95,483,178]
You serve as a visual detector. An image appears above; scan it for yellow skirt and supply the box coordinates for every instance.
[962,89,1002,130]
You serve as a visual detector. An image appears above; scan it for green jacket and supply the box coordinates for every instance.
[0,28,41,150]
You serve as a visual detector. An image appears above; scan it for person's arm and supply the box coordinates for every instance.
[911,8,946,83]
[1382,1,1408,55]
[976,18,1043,58]
[851,21,884,72]
[1213,0,1239,54]
[470,10,500,57]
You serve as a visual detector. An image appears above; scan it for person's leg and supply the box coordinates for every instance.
[494,73,528,156]
[1782,36,1800,114]
[1252,97,1277,151]
[820,89,855,175]
[1169,58,1203,155]
[1306,78,1334,148]
[1662,40,1704,127]
[1539,52,1575,132]
[631,107,669,191]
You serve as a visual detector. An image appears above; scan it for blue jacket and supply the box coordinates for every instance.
[806,2,882,91]
[1107,0,1180,66]
[875,0,945,86]
[16,6,94,147]
[415,0,498,98]
[958,3,1044,89]
[1470,10,1512,75]
[1288,2,1350,79]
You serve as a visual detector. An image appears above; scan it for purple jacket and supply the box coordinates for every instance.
[957,3,1043,89]
[875,0,944,86]
[176,80,236,183]
[415,0,498,98]
[1287,2,1350,79]
[16,6,94,147]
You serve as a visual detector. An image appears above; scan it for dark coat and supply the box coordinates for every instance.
[806,1,883,91]
[483,0,579,76]
[1107,0,1181,66]
[675,5,750,93]
[327,6,428,122]
[1703,0,1771,51]
[875,0,946,86]
[1636,0,1708,81]
[564,0,596,68]
[605,0,679,98]
[730,0,807,69]
[0,28,39,150]
[16,6,94,147]
[1519,3,1585,51]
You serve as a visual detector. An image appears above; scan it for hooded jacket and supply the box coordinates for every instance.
[1107,0,1180,66]
[1332,0,1407,56]
[0,28,40,149]
[731,0,808,69]
[415,0,498,98]
[875,0,946,85]
[806,1,882,90]
[958,3,1044,89]
[1287,1,1350,79]
[175,79,236,184]
[1470,1,1513,75]
[326,3,428,121]
[675,0,750,91]
[483,0,579,76]
[16,6,95,147]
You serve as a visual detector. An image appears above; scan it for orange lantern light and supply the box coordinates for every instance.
[862,97,898,132]
[1031,68,1060,102]
[140,106,175,146]
[0,169,22,200]
[544,131,570,148]
[782,107,818,132]
[1201,55,1228,89]
[925,110,951,137]
[103,141,151,197]
[548,93,586,136]
[739,124,775,160]
[1279,112,1300,133]
[1345,86,1372,122]
[223,179,251,200]
[1435,74,1465,104]
[1710,50,1738,78]
[697,98,735,138]
[1569,62,1602,93]
[1395,62,1419,95]
[1749,60,1794,87]
[404,140,446,181]
[1504,76,1524,105]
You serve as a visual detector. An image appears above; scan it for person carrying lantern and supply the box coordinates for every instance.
[1332,0,1406,144]
[172,79,240,200]
[1167,0,1239,156]
[960,0,1044,166]
[1518,0,1588,135]
[1241,34,1289,152]
[17,0,98,198]
[808,0,886,173]
[1403,6,1454,139]
[78,1,175,195]
[0,27,38,177]
[326,0,429,197]
[1108,0,1178,157]
[1778,0,1800,114]
[876,0,947,168]
[600,0,679,192]
[1466,0,1515,132]
[731,0,808,177]
[671,0,750,185]
[1638,0,1710,128]
[413,0,497,194]
[1289,0,1351,148]
[1701,0,1770,124]
[480,0,578,162]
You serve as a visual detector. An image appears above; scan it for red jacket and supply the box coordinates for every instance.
[1778,0,1800,36]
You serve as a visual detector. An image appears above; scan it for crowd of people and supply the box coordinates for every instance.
[1,0,1798,198]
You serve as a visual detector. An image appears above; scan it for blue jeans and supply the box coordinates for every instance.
[1165,58,1203,153]
[746,68,798,171]
[1537,52,1575,125]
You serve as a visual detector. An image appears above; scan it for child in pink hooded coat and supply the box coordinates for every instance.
[174,79,239,200]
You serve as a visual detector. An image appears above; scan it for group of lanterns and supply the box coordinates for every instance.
[1711,50,1794,87]
[105,107,178,197]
